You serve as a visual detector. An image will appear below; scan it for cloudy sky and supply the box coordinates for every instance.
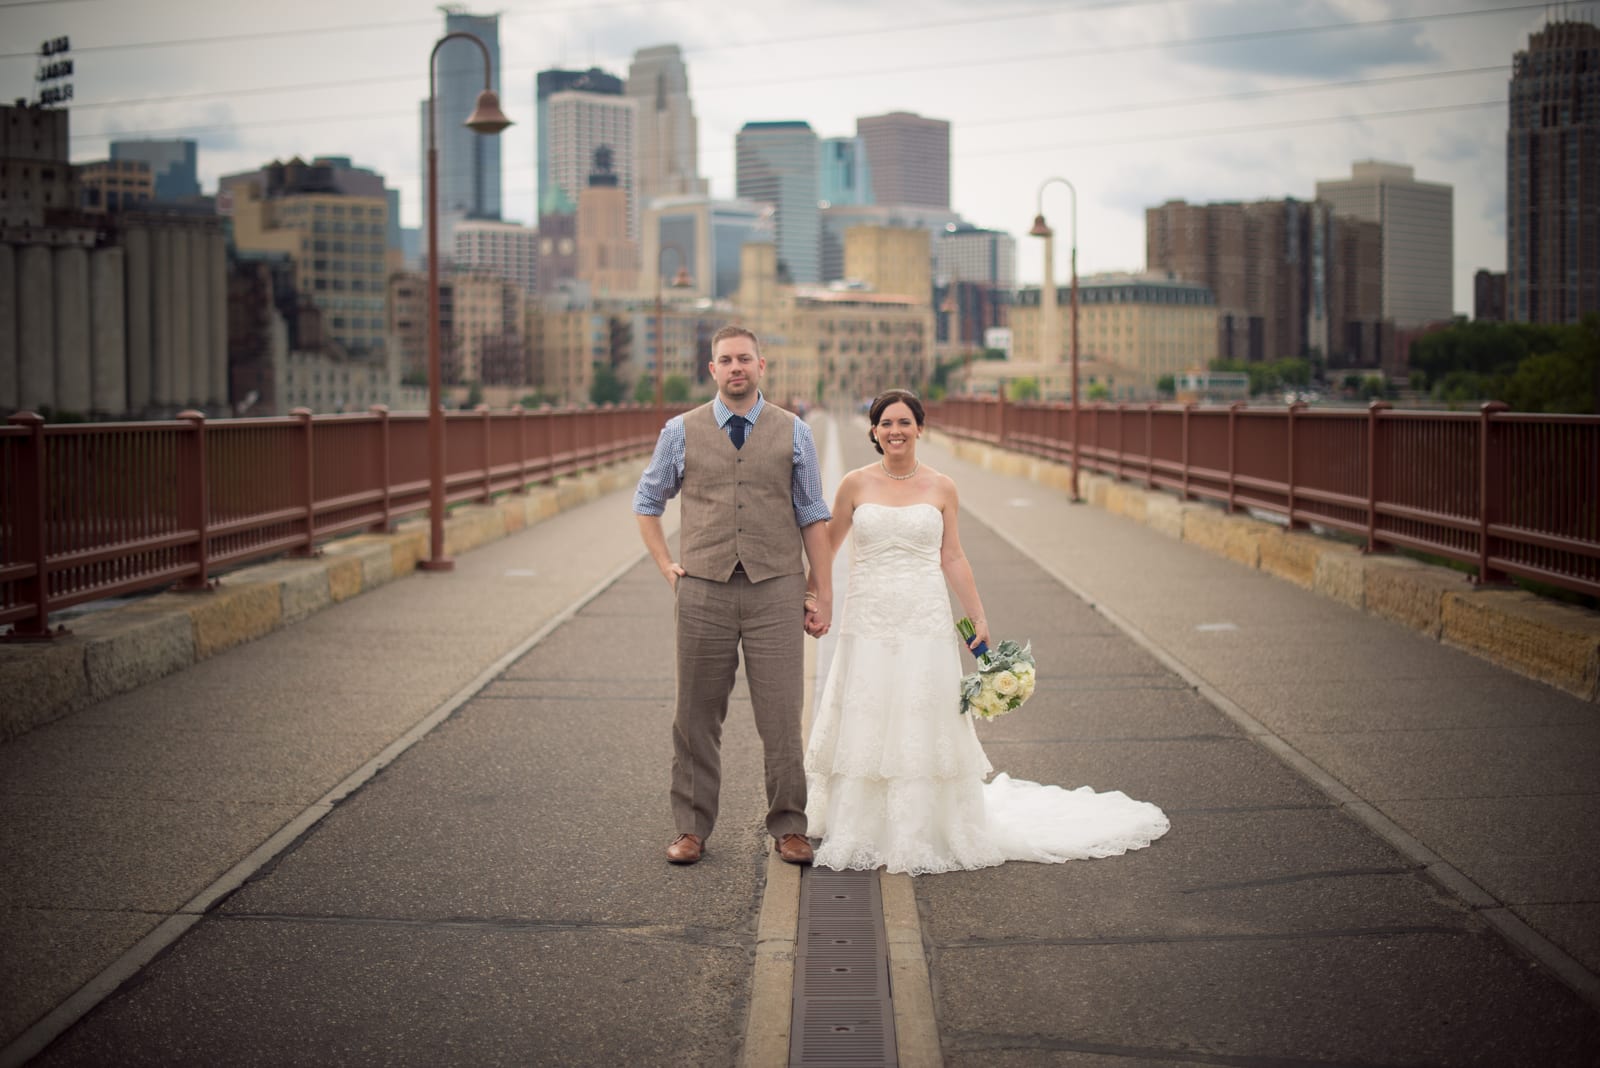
[1,0,1549,315]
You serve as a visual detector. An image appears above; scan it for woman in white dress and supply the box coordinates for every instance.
[803,389,1170,875]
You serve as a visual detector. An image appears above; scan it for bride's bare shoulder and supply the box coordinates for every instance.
[928,469,960,508]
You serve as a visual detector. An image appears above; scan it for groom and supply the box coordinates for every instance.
[634,325,833,866]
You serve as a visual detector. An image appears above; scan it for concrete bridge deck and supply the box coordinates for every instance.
[2,411,1597,1066]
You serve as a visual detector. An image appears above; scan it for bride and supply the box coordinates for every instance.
[803,389,1171,875]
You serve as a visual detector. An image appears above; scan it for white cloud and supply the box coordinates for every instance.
[0,0,1550,313]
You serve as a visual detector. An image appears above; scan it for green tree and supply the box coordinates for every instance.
[1156,374,1176,397]
[632,376,656,405]
[462,381,483,409]
[589,363,626,406]
[1007,377,1040,401]
[1415,316,1599,413]
[1436,370,1489,409]
[1276,357,1312,388]
[1411,319,1539,384]
[1086,383,1112,402]
[664,373,692,404]
[1500,333,1600,413]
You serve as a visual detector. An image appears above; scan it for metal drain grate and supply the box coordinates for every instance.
[790,866,897,1067]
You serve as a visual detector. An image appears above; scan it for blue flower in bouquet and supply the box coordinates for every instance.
[955,617,1037,719]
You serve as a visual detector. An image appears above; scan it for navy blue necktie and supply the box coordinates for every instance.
[728,415,747,449]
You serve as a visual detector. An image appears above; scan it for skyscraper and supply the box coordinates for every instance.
[937,226,1017,290]
[577,146,638,296]
[454,219,538,294]
[642,195,767,300]
[856,111,950,209]
[1147,198,1388,371]
[736,121,821,284]
[536,67,623,217]
[221,158,390,359]
[109,139,199,201]
[1316,160,1453,327]
[819,136,872,207]
[546,89,638,242]
[625,44,707,207]
[420,10,503,242]
[1506,20,1600,323]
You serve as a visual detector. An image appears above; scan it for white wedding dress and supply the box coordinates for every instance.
[803,502,1171,875]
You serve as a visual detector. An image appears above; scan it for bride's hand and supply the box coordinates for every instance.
[804,593,831,638]
[967,617,990,652]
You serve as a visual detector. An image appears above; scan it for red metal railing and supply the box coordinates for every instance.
[931,396,1600,600]
[1,404,681,638]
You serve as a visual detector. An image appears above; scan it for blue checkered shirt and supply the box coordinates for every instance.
[632,394,831,528]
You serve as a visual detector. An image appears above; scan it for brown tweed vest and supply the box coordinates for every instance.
[679,401,804,583]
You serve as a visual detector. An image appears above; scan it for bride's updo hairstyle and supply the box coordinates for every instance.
[868,389,925,455]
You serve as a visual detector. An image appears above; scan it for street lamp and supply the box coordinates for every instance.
[422,31,511,572]
[654,243,692,411]
[1031,177,1080,502]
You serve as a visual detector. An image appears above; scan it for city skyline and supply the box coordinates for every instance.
[1,0,1532,316]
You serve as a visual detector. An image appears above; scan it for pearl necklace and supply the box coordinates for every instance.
[881,460,919,481]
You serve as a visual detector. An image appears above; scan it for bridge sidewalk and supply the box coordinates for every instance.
[2,412,1597,1066]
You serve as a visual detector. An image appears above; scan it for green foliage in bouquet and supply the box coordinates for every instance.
[955,617,1038,719]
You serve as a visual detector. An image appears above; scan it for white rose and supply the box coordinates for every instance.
[993,671,1020,697]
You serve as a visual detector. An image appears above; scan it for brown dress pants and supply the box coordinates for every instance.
[672,570,808,840]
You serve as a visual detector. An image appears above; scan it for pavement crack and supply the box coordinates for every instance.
[984,732,1238,745]
[937,925,1467,950]
[945,1032,1421,1067]
[216,911,745,946]
[1165,803,1334,814]
[1179,866,1417,894]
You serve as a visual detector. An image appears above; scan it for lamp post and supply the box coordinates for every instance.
[654,242,692,411]
[1030,177,1080,502]
[421,31,511,572]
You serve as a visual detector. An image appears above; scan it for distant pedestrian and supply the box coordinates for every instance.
[633,325,833,866]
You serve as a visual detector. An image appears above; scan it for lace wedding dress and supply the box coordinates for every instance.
[803,502,1171,875]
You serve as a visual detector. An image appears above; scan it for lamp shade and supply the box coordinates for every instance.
[465,90,512,135]
[1028,214,1052,238]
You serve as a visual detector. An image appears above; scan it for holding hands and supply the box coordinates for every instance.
[803,589,831,638]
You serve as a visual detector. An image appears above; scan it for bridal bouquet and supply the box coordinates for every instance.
[955,617,1037,719]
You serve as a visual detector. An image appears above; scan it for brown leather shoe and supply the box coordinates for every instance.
[666,833,704,865]
[774,833,814,865]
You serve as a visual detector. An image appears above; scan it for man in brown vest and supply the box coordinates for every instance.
[634,325,833,865]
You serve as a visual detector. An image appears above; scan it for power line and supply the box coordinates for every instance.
[54,1,1524,120]
[69,98,1506,173]
[970,65,1510,132]
[62,59,1509,131]
[985,100,1504,158]
[0,0,1182,64]
[679,0,1178,55]
[697,3,1548,91]
[0,16,436,61]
